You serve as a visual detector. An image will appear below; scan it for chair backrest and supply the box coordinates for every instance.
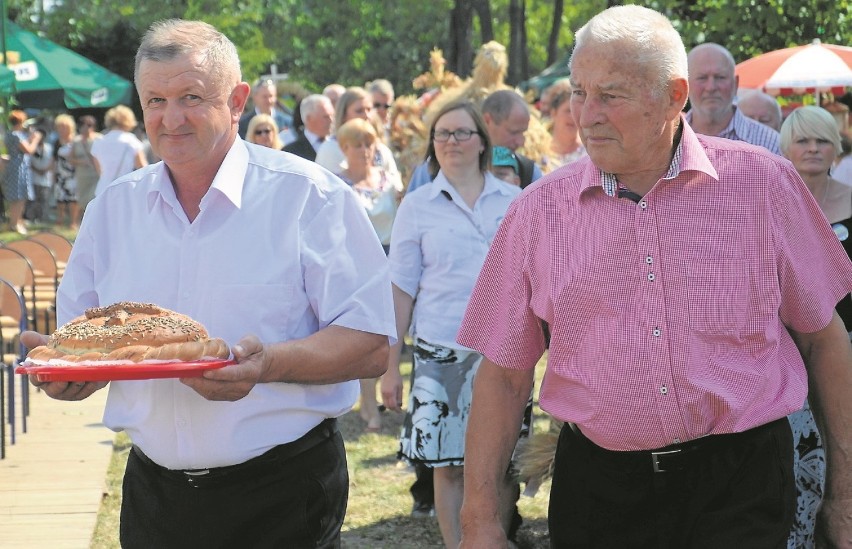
[4,240,58,283]
[28,232,73,264]
[0,276,27,330]
[0,247,35,290]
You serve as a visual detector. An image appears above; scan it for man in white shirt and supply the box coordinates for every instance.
[283,94,334,162]
[24,19,395,548]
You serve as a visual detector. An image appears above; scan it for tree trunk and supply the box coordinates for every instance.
[474,0,494,43]
[447,0,475,77]
[508,0,529,85]
[546,0,564,66]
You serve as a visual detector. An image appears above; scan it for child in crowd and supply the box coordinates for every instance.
[491,146,520,186]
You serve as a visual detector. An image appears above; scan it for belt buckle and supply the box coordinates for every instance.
[183,469,210,485]
[651,448,681,473]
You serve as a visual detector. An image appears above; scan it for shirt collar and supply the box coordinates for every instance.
[147,138,248,213]
[304,129,323,148]
[723,106,750,141]
[426,170,516,202]
[581,114,719,199]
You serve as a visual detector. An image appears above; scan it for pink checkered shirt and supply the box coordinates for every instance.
[457,120,852,451]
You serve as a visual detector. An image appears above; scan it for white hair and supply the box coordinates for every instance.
[571,5,687,96]
[300,94,331,120]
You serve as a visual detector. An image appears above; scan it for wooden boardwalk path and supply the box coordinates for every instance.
[0,381,113,548]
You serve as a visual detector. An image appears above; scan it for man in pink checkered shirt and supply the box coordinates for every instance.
[457,6,852,549]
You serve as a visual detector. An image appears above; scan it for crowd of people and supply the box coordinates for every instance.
[15,6,852,549]
[0,105,154,234]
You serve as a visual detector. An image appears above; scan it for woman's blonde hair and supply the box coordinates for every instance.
[336,118,377,149]
[245,114,283,149]
[780,106,843,158]
[105,105,138,132]
[54,113,77,134]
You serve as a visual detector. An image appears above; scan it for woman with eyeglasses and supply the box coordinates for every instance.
[382,100,521,548]
[245,114,284,150]
[70,115,102,221]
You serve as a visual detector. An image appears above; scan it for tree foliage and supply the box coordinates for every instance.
[3,0,850,103]
[655,0,852,63]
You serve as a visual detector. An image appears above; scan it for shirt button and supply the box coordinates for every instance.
[652,328,661,337]
[660,386,668,395]
[639,200,647,209]
[645,256,653,264]
[647,272,655,281]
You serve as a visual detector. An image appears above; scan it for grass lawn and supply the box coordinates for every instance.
[91,352,553,548]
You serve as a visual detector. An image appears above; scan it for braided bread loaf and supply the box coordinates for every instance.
[26,301,230,363]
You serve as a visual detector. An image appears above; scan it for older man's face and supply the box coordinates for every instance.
[688,47,737,119]
[253,84,277,114]
[569,44,674,177]
[305,100,334,138]
[738,95,781,131]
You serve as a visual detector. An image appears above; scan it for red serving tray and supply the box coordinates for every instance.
[15,358,235,382]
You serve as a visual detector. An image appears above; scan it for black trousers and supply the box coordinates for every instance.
[548,419,795,549]
[121,420,347,549]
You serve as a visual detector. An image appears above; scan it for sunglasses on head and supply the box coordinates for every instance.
[254,128,273,136]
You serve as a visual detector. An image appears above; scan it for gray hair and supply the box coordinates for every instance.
[366,78,394,98]
[737,90,782,130]
[135,19,241,92]
[481,89,529,124]
[780,106,843,158]
[300,94,332,120]
[571,5,687,96]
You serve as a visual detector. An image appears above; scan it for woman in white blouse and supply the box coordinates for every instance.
[336,117,403,433]
[91,105,148,196]
[381,100,520,548]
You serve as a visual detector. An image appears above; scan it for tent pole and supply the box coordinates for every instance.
[0,0,7,126]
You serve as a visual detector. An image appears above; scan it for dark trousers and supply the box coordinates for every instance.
[121,420,347,549]
[410,462,434,505]
[549,419,795,549]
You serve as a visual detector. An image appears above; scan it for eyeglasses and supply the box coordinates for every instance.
[254,128,273,136]
[373,103,391,110]
[433,128,480,143]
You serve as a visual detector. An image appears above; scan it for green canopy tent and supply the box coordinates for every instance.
[0,63,13,96]
[1,20,132,109]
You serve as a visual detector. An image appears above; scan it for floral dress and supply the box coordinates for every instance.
[54,141,77,202]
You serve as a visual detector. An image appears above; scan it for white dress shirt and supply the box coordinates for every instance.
[389,171,520,349]
[60,139,396,469]
[91,130,144,196]
[315,137,399,175]
[303,129,324,153]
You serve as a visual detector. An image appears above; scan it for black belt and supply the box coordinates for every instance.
[132,418,337,486]
[572,418,786,474]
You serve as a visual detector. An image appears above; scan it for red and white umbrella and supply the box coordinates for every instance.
[735,39,852,96]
